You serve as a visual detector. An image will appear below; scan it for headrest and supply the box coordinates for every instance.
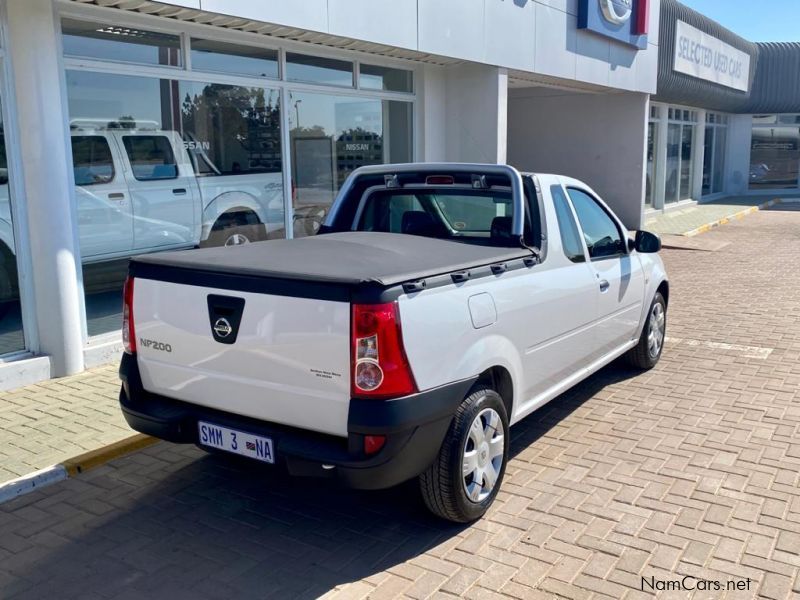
[402,211,436,236]
[490,216,513,241]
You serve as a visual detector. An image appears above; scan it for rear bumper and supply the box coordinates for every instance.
[119,353,475,490]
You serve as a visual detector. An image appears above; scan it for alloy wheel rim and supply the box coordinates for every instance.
[462,407,504,503]
[647,302,665,358]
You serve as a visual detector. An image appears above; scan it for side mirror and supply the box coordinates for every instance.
[634,230,662,253]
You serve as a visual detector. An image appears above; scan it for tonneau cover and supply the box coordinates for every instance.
[132,232,530,287]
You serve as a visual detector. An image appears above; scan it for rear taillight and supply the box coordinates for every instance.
[351,302,417,399]
[122,276,136,354]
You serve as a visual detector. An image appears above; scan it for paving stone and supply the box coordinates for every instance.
[2,208,800,598]
[0,364,130,481]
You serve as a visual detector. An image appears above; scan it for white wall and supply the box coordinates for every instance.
[507,87,649,228]
[421,63,508,164]
[445,64,508,164]
[192,0,660,95]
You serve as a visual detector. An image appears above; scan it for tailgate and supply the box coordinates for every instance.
[133,277,351,437]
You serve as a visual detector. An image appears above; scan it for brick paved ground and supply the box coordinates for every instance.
[644,195,800,236]
[1,206,800,599]
[0,364,129,482]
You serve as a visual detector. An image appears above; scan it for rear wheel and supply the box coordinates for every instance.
[202,211,267,248]
[419,385,509,522]
[625,291,666,369]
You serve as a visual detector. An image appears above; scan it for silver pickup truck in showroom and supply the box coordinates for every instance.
[119,163,668,522]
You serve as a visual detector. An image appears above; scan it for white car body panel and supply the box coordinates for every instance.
[400,173,653,426]
[134,278,351,437]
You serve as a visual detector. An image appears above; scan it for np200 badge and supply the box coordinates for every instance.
[139,338,172,353]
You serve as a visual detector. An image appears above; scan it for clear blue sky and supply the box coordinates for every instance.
[679,0,800,42]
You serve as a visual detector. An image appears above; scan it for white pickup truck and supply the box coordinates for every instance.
[0,124,291,310]
[119,163,668,522]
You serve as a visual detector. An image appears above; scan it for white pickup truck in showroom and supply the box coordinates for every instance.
[0,123,301,313]
[119,163,668,522]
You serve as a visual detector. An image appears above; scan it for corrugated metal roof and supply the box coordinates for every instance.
[654,0,758,112]
[656,0,800,114]
[746,43,800,113]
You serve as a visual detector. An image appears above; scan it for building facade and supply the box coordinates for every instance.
[0,0,796,388]
[648,0,800,213]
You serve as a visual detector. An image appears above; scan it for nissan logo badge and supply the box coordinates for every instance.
[213,317,233,338]
[600,0,633,24]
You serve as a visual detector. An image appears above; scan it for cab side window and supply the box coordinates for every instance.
[566,188,625,259]
[122,135,178,181]
[551,185,585,263]
[72,136,115,186]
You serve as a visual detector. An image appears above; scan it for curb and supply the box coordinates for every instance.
[0,434,156,505]
[683,198,782,237]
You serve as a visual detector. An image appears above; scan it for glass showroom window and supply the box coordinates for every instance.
[665,108,697,204]
[702,113,728,196]
[62,18,182,68]
[288,91,413,237]
[286,53,354,87]
[190,39,279,79]
[66,69,284,335]
[0,93,25,356]
[750,114,800,190]
[359,64,413,93]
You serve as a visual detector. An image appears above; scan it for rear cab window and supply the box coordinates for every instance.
[122,135,178,181]
[355,188,516,246]
[325,169,543,251]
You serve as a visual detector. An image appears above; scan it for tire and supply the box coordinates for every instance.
[625,291,667,370]
[201,211,267,248]
[419,385,509,523]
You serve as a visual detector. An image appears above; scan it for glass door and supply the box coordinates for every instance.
[679,124,694,201]
[665,124,681,204]
[702,126,714,196]
[664,108,698,204]
[702,113,729,196]
[645,121,657,207]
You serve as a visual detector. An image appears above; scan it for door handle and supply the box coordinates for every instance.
[172,188,187,195]
[108,192,125,200]
[599,279,610,293]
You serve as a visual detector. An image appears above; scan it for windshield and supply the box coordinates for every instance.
[355,188,518,245]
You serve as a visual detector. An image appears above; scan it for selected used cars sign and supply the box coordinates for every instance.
[673,20,750,92]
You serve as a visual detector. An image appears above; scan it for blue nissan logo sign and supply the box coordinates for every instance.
[578,0,648,49]
[600,0,633,25]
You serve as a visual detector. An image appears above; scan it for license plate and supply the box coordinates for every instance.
[198,421,275,464]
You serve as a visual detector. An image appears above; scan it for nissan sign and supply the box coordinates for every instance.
[600,0,633,25]
[578,0,649,49]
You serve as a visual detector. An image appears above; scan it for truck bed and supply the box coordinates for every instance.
[130,231,531,288]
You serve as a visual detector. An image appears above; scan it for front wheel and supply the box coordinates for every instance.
[419,386,509,522]
[625,291,667,369]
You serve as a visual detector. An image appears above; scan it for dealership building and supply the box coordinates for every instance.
[0,0,798,388]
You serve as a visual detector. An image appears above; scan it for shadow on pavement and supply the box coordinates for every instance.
[763,202,800,212]
[2,363,642,600]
